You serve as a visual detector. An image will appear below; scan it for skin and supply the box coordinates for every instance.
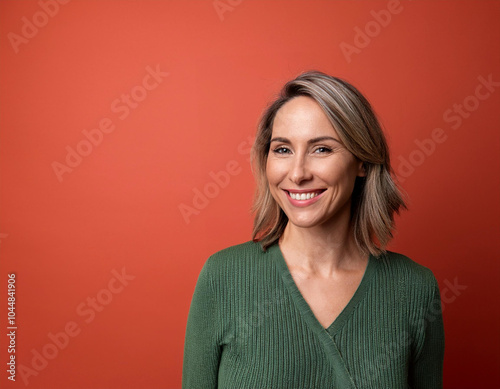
[266,96,369,329]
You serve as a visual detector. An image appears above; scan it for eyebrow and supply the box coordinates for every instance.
[270,136,342,145]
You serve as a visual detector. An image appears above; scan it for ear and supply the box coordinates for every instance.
[357,161,367,177]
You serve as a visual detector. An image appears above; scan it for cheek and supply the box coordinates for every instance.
[316,163,344,183]
[320,156,359,184]
[265,162,274,185]
[266,158,284,185]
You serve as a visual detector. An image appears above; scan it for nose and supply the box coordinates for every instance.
[289,155,312,185]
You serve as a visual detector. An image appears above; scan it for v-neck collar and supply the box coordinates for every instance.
[269,242,378,336]
[267,242,379,387]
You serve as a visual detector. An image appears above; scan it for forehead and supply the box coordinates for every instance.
[272,96,338,138]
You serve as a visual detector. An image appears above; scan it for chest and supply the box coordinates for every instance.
[290,270,364,329]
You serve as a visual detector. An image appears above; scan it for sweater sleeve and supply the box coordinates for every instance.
[182,258,221,389]
[409,276,445,389]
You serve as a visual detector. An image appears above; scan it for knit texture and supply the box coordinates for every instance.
[182,241,444,389]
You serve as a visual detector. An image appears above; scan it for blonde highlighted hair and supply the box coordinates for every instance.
[251,71,407,256]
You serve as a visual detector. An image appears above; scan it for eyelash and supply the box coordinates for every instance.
[271,146,333,154]
[272,146,291,154]
[315,147,332,154]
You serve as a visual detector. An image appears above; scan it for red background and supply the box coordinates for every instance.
[1,1,499,388]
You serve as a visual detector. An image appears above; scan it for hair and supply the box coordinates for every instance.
[250,70,407,256]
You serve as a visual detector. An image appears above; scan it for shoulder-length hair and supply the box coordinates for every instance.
[251,70,407,256]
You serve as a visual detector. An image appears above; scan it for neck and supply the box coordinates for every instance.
[279,211,366,277]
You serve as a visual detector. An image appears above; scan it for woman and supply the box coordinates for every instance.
[182,71,445,388]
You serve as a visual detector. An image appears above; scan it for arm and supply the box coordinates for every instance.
[409,277,445,388]
[182,259,221,389]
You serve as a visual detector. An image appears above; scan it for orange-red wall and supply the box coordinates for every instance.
[1,1,498,388]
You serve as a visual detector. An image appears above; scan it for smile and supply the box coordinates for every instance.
[284,189,326,206]
[287,191,322,200]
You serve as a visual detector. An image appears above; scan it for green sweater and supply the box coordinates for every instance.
[182,241,444,389]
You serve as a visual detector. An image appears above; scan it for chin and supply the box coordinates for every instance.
[286,216,324,229]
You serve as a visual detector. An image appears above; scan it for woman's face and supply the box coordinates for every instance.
[266,96,365,230]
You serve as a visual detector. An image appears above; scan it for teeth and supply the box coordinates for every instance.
[289,191,320,200]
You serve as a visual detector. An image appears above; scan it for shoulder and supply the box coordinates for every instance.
[209,240,265,261]
[196,241,272,300]
[372,251,442,328]
[374,250,439,291]
[201,240,268,276]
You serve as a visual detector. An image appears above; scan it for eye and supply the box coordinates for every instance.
[314,146,332,154]
[272,146,291,154]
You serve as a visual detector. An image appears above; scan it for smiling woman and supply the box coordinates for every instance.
[266,96,366,242]
[182,71,445,389]
[252,72,405,257]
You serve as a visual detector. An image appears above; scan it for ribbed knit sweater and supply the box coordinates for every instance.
[182,241,444,389]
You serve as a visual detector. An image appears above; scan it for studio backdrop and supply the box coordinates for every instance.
[0,0,499,388]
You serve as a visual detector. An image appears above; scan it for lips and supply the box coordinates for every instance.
[284,189,326,205]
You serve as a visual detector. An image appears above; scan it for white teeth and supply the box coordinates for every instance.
[289,192,320,200]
